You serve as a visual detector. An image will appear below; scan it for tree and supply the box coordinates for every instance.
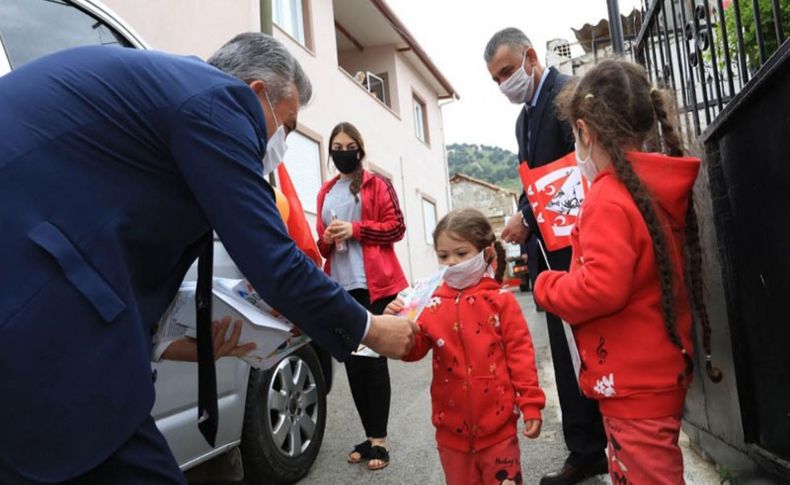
[721,0,790,72]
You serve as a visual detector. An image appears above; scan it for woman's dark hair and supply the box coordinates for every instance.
[329,122,365,201]
[433,208,508,284]
[557,58,721,383]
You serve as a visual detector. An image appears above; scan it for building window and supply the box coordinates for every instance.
[281,130,322,214]
[366,72,390,107]
[273,0,307,47]
[422,197,437,245]
[413,95,429,144]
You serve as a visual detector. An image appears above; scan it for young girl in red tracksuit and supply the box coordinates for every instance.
[388,208,545,485]
[534,59,722,485]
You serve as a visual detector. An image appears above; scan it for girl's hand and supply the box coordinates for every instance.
[213,316,257,360]
[523,419,542,439]
[326,220,354,241]
[384,297,406,316]
[322,228,334,245]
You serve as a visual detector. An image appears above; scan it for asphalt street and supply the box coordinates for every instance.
[189,289,722,484]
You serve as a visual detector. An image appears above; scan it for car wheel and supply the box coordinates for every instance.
[241,345,327,484]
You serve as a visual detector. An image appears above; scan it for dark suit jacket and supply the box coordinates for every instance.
[515,66,575,272]
[0,46,367,481]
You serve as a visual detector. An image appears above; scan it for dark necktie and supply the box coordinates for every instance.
[196,235,217,447]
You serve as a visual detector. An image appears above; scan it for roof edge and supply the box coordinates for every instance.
[369,0,459,100]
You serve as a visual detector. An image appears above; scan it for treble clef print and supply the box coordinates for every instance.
[597,336,608,364]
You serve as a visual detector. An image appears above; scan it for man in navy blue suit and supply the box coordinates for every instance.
[0,33,416,484]
[485,28,608,485]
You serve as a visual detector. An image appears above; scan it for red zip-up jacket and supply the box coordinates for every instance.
[535,152,700,419]
[316,170,408,303]
[403,278,545,452]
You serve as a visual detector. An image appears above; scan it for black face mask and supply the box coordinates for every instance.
[331,149,361,174]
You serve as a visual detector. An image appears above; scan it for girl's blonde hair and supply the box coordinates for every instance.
[433,208,507,284]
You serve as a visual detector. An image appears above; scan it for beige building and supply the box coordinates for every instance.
[102,0,458,282]
[449,173,518,238]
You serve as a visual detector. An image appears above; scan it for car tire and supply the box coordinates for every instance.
[241,345,327,484]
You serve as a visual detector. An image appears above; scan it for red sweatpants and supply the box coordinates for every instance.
[604,415,685,485]
[437,436,522,485]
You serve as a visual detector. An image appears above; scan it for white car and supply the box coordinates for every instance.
[0,1,334,483]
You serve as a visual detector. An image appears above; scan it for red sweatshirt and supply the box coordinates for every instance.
[316,170,408,302]
[535,152,700,419]
[403,278,545,452]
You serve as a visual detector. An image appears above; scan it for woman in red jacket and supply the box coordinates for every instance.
[534,59,722,484]
[389,208,545,485]
[316,122,408,471]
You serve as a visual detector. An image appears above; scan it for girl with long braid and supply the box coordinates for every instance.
[534,59,721,484]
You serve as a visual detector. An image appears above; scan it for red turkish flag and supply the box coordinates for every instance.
[518,152,591,251]
[276,164,323,267]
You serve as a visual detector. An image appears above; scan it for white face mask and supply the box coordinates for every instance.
[261,92,288,177]
[442,251,489,290]
[575,134,599,182]
[499,49,535,105]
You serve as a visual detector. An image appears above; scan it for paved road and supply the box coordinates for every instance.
[298,290,608,485]
[189,289,721,484]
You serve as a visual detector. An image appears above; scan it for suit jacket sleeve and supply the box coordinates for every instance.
[519,189,537,232]
[515,108,537,230]
[168,84,366,361]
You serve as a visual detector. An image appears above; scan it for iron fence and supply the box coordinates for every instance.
[633,0,788,141]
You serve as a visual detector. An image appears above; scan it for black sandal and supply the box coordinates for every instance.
[347,440,371,464]
[367,445,390,471]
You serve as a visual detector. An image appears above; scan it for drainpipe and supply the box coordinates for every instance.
[261,0,274,185]
[399,156,415,284]
[438,96,458,212]
[606,0,625,54]
[260,0,273,35]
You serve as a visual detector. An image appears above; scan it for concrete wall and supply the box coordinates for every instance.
[450,179,518,238]
[102,0,452,283]
[102,0,260,59]
[337,45,401,113]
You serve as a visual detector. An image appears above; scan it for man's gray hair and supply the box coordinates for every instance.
[208,32,312,105]
[484,28,532,63]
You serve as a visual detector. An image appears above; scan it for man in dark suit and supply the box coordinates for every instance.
[0,33,415,484]
[485,28,608,484]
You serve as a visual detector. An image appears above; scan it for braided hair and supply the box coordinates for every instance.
[557,59,722,383]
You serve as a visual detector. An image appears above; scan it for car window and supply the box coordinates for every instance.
[0,0,132,69]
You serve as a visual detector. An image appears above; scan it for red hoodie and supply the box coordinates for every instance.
[403,278,545,452]
[535,152,700,419]
[316,170,408,303]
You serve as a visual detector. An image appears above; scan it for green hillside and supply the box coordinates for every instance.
[446,143,521,192]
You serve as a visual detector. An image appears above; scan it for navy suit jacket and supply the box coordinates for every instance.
[515,66,575,272]
[0,46,368,481]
